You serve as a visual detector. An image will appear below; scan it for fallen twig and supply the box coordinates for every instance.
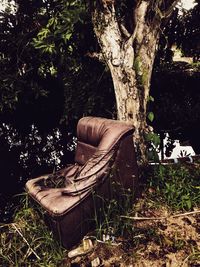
[172,210,200,218]
[120,209,200,221]
[12,223,41,260]
[120,215,165,221]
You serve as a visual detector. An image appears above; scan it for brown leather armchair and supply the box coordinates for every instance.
[26,117,138,248]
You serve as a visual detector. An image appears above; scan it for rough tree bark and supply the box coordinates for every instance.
[90,0,179,163]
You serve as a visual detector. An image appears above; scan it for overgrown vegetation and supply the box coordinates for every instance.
[0,194,66,266]
[92,184,134,241]
[147,162,200,211]
[1,163,200,266]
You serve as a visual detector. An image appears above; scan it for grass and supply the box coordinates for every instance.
[92,182,135,241]
[0,162,200,266]
[146,162,200,211]
[0,194,66,267]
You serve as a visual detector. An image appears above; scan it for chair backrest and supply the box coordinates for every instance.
[74,117,134,166]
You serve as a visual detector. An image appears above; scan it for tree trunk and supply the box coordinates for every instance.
[91,0,177,163]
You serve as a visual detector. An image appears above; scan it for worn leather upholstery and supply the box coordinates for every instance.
[26,117,138,248]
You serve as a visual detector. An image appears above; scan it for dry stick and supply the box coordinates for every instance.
[121,210,200,221]
[172,210,200,218]
[120,215,165,221]
[12,223,41,260]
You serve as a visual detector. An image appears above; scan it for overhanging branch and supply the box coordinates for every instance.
[164,0,180,18]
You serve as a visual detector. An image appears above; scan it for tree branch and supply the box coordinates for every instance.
[86,52,105,62]
[119,24,131,39]
[121,210,200,221]
[130,21,138,43]
[164,0,180,18]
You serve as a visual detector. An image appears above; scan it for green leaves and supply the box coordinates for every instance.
[148,95,154,102]
[145,132,161,148]
[32,0,86,55]
[145,131,161,161]
[62,33,72,44]
[147,96,155,122]
[147,163,200,211]
[147,111,154,122]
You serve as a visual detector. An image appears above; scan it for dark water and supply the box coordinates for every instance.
[0,122,75,223]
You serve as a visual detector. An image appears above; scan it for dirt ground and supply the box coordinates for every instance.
[61,201,200,267]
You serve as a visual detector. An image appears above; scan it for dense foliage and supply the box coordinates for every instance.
[0,0,115,133]
[177,0,200,61]
[155,0,200,65]
[0,0,199,133]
